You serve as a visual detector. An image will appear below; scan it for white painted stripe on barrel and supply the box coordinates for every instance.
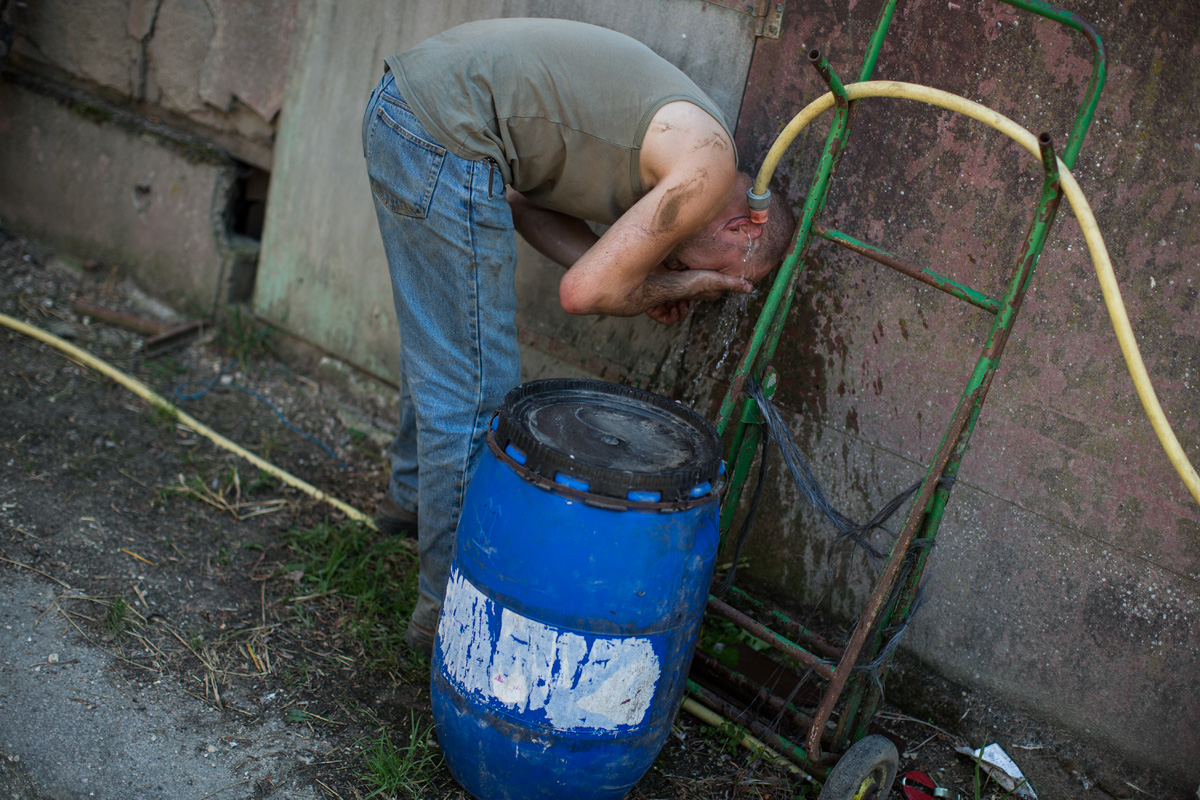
[438,567,662,731]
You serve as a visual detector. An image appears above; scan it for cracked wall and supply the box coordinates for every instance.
[6,0,297,169]
[0,0,299,310]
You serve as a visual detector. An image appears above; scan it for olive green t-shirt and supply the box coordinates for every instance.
[385,18,733,225]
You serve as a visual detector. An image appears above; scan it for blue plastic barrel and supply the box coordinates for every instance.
[431,379,723,800]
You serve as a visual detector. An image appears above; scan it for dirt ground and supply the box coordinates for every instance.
[0,223,1187,800]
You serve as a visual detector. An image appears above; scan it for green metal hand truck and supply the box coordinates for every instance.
[686,1,1106,796]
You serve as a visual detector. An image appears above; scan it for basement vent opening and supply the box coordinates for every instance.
[229,162,269,241]
[222,161,269,304]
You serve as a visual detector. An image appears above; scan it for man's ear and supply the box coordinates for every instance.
[720,215,765,240]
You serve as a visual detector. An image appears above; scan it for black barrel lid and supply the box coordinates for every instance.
[493,379,722,502]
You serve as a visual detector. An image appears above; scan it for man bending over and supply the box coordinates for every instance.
[362,17,794,655]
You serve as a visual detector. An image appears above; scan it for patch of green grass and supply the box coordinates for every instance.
[699,717,746,758]
[282,660,314,689]
[280,521,419,669]
[247,468,281,494]
[361,713,443,799]
[148,401,178,431]
[288,606,316,629]
[216,306,272,360]
[140,356,189,381]
[104,596,130,640]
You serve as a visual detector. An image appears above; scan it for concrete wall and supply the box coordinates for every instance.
[0,79,236,311]
[0,0,298,310]
[728,0,1199,785]
[5,0,297,169]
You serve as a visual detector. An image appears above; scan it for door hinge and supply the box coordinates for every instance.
[703,0,785,39]
[761,1,784,39]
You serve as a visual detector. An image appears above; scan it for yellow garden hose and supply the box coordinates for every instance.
[0,311,377,526]
[679,697,813,780]
[753,80,1200,508]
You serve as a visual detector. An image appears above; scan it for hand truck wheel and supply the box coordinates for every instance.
[818,734,899,800]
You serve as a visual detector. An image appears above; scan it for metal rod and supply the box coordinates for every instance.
[809,49,848,109]
[856,0,900,83]
[692,649,818,735]
[680,693,819,783]
[722,585,844,660]
[812,225,1001,314]
[686,681,823,776]
[72,298,171,335]
[707,596,834,681]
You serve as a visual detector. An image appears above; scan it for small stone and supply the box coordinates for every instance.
[47,653,59,663]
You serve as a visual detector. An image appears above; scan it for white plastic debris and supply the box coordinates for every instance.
[954,743,1037,799]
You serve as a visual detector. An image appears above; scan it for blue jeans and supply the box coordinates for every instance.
[363,73,520,628]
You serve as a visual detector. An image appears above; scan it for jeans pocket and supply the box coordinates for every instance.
[366,103,446,219]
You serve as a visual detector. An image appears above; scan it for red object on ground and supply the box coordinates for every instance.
[900,770,937,800]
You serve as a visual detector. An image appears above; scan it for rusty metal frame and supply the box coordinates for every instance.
[689,0,1106,781]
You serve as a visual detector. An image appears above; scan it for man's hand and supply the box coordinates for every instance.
[646,299,691,324]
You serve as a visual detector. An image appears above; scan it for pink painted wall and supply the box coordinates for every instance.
[719,0,1199,784]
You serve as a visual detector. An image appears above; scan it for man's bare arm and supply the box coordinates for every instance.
[554,101,745,317]
[556,166,744,316]
[509,186,749,318]
[507,189,597,268]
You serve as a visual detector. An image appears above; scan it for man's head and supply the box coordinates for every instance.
[666,172,795,284]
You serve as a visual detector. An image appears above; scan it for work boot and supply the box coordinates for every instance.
[375,496,417,538]
[405,616,437,659]
[406,593,440,659]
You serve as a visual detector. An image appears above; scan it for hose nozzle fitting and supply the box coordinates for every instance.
[747,186,771,224]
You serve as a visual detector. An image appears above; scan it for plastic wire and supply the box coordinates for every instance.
[175,354,346,467]
[745,377,941,566]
